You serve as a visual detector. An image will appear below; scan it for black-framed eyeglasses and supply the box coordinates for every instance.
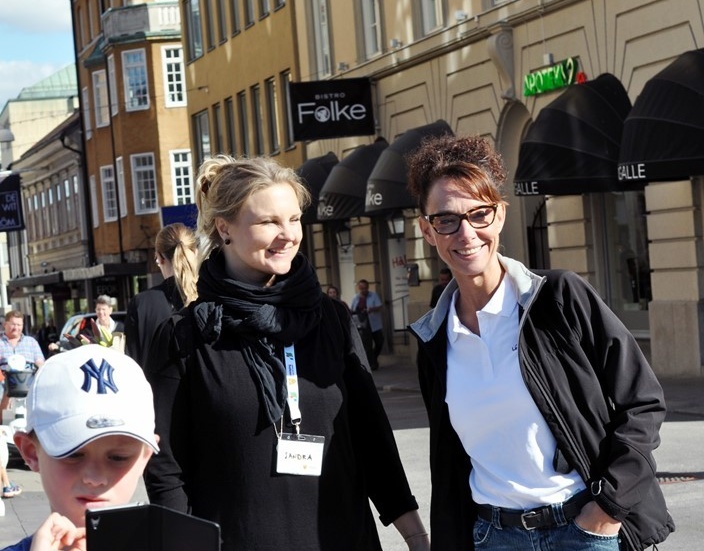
[424,204,498,235]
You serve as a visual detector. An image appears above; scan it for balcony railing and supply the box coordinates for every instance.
[102,2,181,40]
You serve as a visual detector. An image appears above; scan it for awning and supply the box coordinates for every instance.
[366,120,453,214]
[296,152,339,224]
[618,48,704,183]
[514,73,640,196]
[62,262,146,282]
[317,138,388,221]
[8,271,62,290]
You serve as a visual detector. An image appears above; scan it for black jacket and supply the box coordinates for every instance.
[409,255,674,551]
[145,295,418,551]
[125,276,183,369]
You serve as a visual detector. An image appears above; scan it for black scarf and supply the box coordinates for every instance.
[193,252,322,427]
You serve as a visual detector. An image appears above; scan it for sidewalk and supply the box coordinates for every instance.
[0,352,702,547]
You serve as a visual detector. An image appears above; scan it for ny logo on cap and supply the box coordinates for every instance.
[80,358,119,394]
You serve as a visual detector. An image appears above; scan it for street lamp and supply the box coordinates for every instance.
[386,212,405,238]
[336,223,352,248]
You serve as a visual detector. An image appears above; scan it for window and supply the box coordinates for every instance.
[193,110,211,169]
[81,87,92,140]
[251,84,264,155]
[204,0,216,50]
[108,54,118,115]
[25,195,34,242]
[274,0,284,8]
[217,0,228,41]
[225,96,236,154]
[92,70,109,127]
[171,150,194,205]
[64,178,73,229]
[259,0,270,17]
[244,0,255,26]
[212,103,223,153]
[100,165,118,222]
[88,0,95,39]
[230,0,241,34]
[131,153,158,214]
[265,78,280,153]
[55,183,63,233]
[361,0,381,58]
[311,0,332,77]
[122,49,149,111]
[162,46,186,107]
[280,70,294,149]
[237,91,250,156]
[116,157,127,218]
[185,0,204,61]
[420,0,442,35]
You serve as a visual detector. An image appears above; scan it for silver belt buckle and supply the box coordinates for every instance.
[520,510,539,530]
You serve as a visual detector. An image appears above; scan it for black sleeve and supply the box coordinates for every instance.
[143,314,191,513]
[332,300,419,526]
[124,297,140,362]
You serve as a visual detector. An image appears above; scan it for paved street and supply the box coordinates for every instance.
[1,354,702,549]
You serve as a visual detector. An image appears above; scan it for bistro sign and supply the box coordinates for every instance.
[289,78,375,141]
[523,57,586,97]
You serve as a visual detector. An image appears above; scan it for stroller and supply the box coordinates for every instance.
[1,354,37,447]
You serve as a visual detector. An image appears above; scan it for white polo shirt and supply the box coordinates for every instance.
[445,276,584,508]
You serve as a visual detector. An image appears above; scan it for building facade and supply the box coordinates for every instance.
[71,0,192,310]
[290,0,704,376]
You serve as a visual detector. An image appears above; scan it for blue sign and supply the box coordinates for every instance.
[161,203,198,230]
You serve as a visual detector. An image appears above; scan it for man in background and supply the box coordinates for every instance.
[350,279,384,371]
[429,267,452,308]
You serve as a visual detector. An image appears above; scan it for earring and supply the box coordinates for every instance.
[223,237,231,246]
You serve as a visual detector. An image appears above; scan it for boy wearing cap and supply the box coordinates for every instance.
[3,345,159,551]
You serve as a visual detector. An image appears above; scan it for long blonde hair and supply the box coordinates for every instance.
[194,155,311,266]
[155,223,198,305]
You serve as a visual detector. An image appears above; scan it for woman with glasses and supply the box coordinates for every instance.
[406,135,673,551]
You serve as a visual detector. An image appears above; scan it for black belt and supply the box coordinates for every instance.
[476,490,592,531]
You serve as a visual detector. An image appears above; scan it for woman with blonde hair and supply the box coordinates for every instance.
[125,222,198,368]
[145,155,429,551]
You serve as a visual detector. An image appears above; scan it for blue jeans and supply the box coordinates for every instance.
[473,516,621,550]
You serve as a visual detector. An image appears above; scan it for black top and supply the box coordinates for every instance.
[125,276,183,369]
[144,255,418,551]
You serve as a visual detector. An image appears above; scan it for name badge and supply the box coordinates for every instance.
[276,433,325,476]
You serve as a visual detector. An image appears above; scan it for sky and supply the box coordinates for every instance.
[0,0,75,108]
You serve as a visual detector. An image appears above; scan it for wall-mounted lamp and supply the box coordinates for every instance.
[336,223,352,248]
[455,10,468,22]
[390,38,403,49]
[386,212,405,238]
[337,61,349,71]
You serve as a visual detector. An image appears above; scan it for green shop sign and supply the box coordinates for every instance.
[523,57,586,97]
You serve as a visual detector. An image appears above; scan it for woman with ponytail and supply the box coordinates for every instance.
[125,222,198,368]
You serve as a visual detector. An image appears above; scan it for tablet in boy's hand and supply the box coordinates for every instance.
[86,502,221,551]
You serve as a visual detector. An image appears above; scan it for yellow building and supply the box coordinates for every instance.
[290,0,704,376]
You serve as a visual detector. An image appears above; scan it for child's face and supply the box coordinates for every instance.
[16,433,154,527]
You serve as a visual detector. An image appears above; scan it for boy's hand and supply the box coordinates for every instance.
[31,512,87,551]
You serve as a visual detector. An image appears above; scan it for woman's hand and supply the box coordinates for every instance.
[30,513,87,551]
[574,501,622,536]
[392,510,430,551]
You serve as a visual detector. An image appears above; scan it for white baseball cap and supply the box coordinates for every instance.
[25,344,160,458]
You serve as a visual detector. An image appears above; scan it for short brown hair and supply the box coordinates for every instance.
[406,135,507,214]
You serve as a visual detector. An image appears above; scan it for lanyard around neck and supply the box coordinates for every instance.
[283,344,302,434]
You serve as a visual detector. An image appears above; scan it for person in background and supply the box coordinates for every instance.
[145,155,429,551]
[125,223,199,368]
[93,295,123,337]
[429,267,452,308]
[35,319,59,358]
[350,279,384,371]
[326,284,350,310]
[406,134,673,550]
[3,345,159,551]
